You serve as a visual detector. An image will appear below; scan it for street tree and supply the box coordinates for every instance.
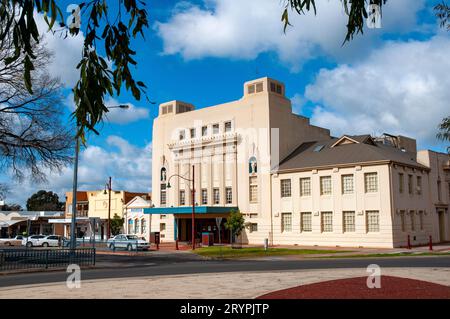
[0,12,73,181]
[224,209,245,244]
[437,117,450,153]
[26,190,64,211]
[110,213,124,236]
[0,0,149,142]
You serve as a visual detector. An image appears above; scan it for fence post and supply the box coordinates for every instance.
[429,235,433,251]
[45,249,49,269]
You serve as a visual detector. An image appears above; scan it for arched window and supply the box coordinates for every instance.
[249,156,257,174]
[134,218,140,234]
[161,167,167,182]
[128,219,133,234]
[141,218,146,234]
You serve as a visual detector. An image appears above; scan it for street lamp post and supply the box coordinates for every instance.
[69,104,129,251]
[104,177,112,239]
[167,165,196,250]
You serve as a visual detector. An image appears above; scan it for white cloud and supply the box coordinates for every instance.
[304,36,450,148]
[156,0,425,71]
[65,95,150,124]
[291,93,305,115]
[2,136,152,206]
[35,13,85,87]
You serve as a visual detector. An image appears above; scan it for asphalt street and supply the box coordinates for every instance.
[0,253,449,288]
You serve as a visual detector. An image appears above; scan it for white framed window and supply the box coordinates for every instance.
[417,176,422,195]
[400,210,406,232]
[160,183,166,205]
[364,173,378,193]
[141,219,146,234]
[213,188,220,204]
[249,177,258,203]
[224,121,232,133]
[134,219,139,234]
[179,190,186,206]
[250,223,258,232]
[408,175,414,195]
[281,213,292,232]
[128,219,133,234]
[300,212,312,232]
[201,189,208,205]
[300,178,311,197]
[202,126,208,136]
[419,210,424,230]
[366,211,380,232]
[280,179,291,198]
[321,212,333,232]
[255,82,263,93]
[342,175,354,194]
[190,128,196,138]
[212,123,219,134]
[160,223,166,232]
[410,211,415,231]
[226,187,232,204]
[343,211,355,232]
[399,173,404,193]
[248,84,255,94]
[179,130,185,140]
[320,176,332,195]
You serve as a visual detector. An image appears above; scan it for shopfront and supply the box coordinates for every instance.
[144,206,237,244]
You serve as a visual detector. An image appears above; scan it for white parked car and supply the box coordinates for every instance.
[0,235,24,246]
[107,234,150,251]
[22,235,62,247]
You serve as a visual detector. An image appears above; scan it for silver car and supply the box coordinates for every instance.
[107,234,150,251]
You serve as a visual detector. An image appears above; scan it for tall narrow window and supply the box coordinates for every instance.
[343,211,355,232]
[410,211,415,231]
[213,188,220,204]
[202,126,208,136]
[212,123,219,134]
[281,213,292,232]
[160,184,167,205]
[301,212,312,232]
[249,177,258,203]
[226,187,232,204]
[416,176,422,195]
[320,176,332,195]
[366,211,380,232]
[300,178,311,197]
[190,128,196,138]
[408,175,414,195]
[141,219,146,234]
[179,190,186,206]
[201,189,208,205]
[134,219,139,234]
[400,210,406,232]
[342,175,354,194]
[437,180,442,202]
[321,212,333,232]
[399,173,404,193]
[179,130,185,140]
[224,121,232,132]
[364,173,378,193]
[281,179,292,197]
[419,211,424,230]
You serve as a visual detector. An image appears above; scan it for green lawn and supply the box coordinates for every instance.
[193,246,350,258]
[318,252,450,259]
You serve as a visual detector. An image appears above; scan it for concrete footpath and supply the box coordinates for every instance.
[0,267,449,299]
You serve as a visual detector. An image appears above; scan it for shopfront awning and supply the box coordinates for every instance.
[0,220,25,228]
[144,206,238,215]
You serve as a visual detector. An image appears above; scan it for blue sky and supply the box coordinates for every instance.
[2,0,449,206]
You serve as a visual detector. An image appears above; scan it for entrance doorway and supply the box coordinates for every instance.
[438,210,447,242]
[176,217,230,244]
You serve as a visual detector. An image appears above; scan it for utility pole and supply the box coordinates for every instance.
[106,176,112,239]
[70,137,79,250]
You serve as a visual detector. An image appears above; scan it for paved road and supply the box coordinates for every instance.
[0,253,449,288]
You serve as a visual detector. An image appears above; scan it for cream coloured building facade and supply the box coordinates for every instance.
[145,77,450,248]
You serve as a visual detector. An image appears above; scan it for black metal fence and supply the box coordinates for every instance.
[0,248,96,271]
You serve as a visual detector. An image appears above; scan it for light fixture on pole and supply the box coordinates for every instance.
[166,165,196,249]
[104,177,112,239]
[69,105,129,251]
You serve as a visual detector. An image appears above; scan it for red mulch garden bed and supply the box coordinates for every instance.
[257,276,450,299]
